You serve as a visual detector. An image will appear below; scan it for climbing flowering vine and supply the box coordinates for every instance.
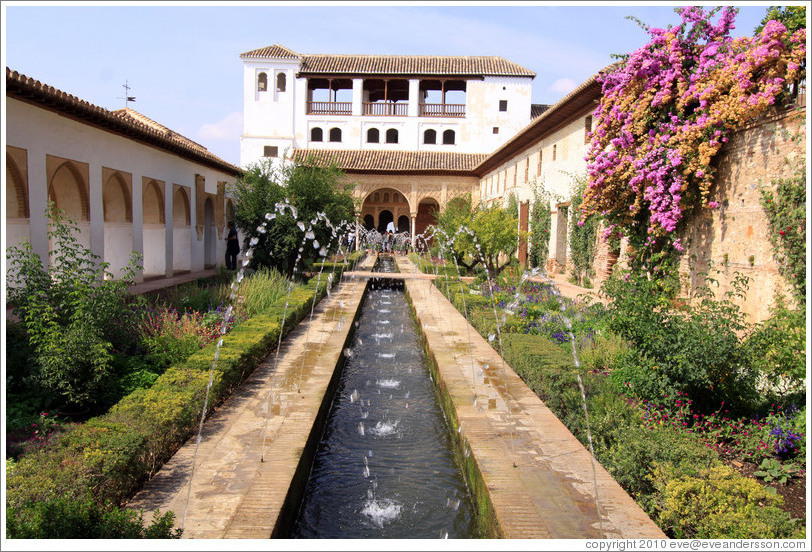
[581,6,806,278]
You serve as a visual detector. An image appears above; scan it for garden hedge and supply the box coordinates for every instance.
[6,255,360,524]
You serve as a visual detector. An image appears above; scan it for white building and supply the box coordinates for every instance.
[5,68,242,283]
[239,44,536,168]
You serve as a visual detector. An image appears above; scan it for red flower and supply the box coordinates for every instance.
[779,230,785,236]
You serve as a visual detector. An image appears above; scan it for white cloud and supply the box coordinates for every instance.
[549,78,577,96]
[197,111,243,141]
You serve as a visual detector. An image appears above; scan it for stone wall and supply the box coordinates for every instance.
[586,107,804,323]
[675,107,804,323]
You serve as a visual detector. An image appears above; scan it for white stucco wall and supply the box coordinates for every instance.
[6,97,235,282]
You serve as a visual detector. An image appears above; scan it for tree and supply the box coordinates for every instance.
[229,157,356,276]
[756,6,806,35]
[433,194,480,274]
[469,204,521,279]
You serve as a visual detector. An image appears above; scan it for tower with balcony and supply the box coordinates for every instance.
[239,45,536,168]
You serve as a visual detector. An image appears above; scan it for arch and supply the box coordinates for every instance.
[173,187,191,226]
[367,128,380,143]
[103,172,132,222]
[257,72,268,92]
[49,161,89,221]
[363,214,375,230]
[423,129,437,144]
[377,210,393,232]
[442,129,456,145]
[6,153,28,219]
[329,127,342,142]
[203,197,216,268]
[311,127,323,142]
[276,72,286,92]
[143,180,165,224]
[397,215,409,232]
[385,128,398,144]
[415,198,440,247]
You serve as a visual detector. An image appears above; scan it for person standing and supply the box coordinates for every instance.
[225,221,240,270]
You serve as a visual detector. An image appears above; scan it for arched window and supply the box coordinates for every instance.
[329,127,342,142]
[385,129,398,144]
[276,72,286,92]
[311,127,323,142]
[257,72,267,92]
[442,129,455,145]
[367,128,380,143]
[423,129,436,144]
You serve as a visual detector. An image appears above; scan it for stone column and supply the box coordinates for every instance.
[352,78,363,116]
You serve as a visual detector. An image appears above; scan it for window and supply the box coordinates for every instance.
[311,127,323,142]
[524,158,529,181]
[276,72,286,92]
[513,164,518,187]
[442,129,455,145]
[423,129,437,144]
[367,128,380,143]
[493,127,499,134]
[553,144,557,161]
[386,129,399,144]
[584,115,593,144]
[537,151,542,175]
[499,100,508,112]
[329,127,342,142]
[257,72,267,92]
[263,146,278,158]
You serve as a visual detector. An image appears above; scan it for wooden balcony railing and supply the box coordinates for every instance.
[419,103,465,117]
[307,101,352,115]
[362,102,408,116]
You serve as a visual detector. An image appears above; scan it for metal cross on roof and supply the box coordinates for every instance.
[119,79,136,108]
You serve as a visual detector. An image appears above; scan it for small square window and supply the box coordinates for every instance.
[493,127,499,134]
[263,146,278,158]
[499,100,508,112]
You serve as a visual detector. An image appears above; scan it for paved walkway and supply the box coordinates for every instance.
[128,269,221,295]
[127,253,664,539]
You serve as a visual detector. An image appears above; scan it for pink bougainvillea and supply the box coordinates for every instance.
[581,6,806,271]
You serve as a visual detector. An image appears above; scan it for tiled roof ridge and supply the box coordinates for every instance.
[240,45,535,77]
[6,68,241,175]
[240,44,300,59]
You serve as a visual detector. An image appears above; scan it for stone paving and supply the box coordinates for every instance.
[127,253,665,539]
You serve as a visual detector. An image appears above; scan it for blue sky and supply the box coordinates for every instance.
[3,1,780,168]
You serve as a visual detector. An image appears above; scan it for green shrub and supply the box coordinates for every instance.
[5,204,141,413]
[746,293,806,398]
[650,463,803,539]
[599,421,719,510]
[602,271,757,413]
[6,497,181,538]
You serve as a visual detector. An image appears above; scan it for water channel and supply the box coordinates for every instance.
[291,256,479,538]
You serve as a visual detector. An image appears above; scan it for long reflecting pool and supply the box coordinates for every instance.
[291,259,479,538]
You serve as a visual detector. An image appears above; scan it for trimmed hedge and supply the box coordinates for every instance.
[6,254,360,534]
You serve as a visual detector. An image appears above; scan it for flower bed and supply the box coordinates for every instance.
[426,266,805,539]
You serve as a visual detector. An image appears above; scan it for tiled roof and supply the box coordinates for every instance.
[291,149,488,174]
[6,68,241,176]
[531,104,551,119]
[240,44,300,59]
[113,108,210,155]
[240,44,535,78]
